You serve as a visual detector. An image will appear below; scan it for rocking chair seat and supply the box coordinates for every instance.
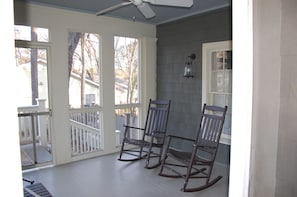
[167,147,213,165]
[125,138,151,147]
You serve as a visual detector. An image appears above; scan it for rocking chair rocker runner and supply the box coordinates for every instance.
[118,99,171,169]
[159,104,227,192]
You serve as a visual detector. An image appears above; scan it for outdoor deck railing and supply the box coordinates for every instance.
[18,102,131,158]
[18,99,50,147]
[69,107,103,155]
[18,100,104,157]
[70,119,102,155]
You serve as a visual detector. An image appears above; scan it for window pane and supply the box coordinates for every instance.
[114,36,139,105]
[211,50,232,94]
[224,71,232,93]
[213,94,225,107]
[224,51,232,69]
[212,51,223,70]
[211,51,232,70]
[68,32,100,108]
[14,25,49,42]
[211,71,224,92]
[15,47,49,107]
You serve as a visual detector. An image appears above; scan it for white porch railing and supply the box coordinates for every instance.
[18,100,104,157]
[69,107,100,129]
[70,120,102,155]
[69,107,103,156]
[18,98,50,147]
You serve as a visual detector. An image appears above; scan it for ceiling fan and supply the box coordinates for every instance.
[96,0,194,19]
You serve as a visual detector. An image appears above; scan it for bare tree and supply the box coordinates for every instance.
[80,33,86,107]
[127,40,138,104]
[115,38,138,104]
[68,32,82,78]
[69,32,100,108]
[114,37,138,115]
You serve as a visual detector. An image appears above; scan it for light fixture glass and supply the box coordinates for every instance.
[184,53,196,78]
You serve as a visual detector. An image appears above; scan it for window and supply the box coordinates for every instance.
[114,36,139,105]
[15,47,49,107]
[14,25,50,107]
[68,32,103,155]
[114,36,140,146]
[202,41,232,145]
[68,32,101,108]
[14,25,49,42]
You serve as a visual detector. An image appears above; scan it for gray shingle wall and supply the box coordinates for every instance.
[156,7,232,165]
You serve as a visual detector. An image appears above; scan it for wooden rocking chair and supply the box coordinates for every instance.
[118,99,171,169]
[159,104,227,192]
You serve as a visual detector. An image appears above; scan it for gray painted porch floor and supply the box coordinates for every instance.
[23,153,229,197]
[21,144,52,167]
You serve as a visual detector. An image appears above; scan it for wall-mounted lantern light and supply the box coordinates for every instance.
[184,53,196,78]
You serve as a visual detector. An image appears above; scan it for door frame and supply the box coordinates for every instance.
[15,40,54,169]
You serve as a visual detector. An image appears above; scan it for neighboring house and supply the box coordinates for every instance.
[16,62,48,107]
[16,63,101,108]
[69,72,100,108]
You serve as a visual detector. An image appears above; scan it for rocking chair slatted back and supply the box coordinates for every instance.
[144,102,170,139]
[197,105,227,151]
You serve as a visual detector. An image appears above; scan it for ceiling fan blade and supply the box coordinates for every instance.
[96,1,133,16]
[137,2,156,19]
[144,0,193,7]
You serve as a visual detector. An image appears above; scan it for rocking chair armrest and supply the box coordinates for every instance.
[195,145,216,148]
[143,130,165,138]
[123,125,145,138]
[166,134,195,142]
[194,145,217,152]
[151,130,166,135]
[123,125,145,131]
